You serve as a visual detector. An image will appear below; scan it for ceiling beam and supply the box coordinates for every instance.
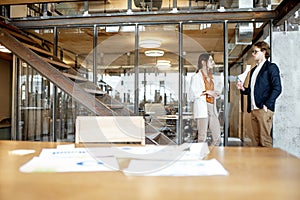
[273,0,300,26]
[11,10,276,29]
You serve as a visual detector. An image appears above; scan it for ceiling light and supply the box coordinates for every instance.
[0,45,11,53]
[140,39,161,48]
[145,50,164,57]
[157,60,170,64]
[106,26,120,32]
[200,23,211,30]
[156,60,171,69]
[119,26,135,32]
[120,26,145,32]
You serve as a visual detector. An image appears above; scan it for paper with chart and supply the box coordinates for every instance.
[19,146,119,173]
[123,158,229,176]
[237,65,251,84]
[19,143,228,176]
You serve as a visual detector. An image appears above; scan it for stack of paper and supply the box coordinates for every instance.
[19,143,229,176]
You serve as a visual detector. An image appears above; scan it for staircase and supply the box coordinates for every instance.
[0,21,137,142]
[0,21,133,117]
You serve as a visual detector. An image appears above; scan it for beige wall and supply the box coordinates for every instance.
[0,59,11,120]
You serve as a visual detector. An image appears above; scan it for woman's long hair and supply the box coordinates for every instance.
[196,53,210,73]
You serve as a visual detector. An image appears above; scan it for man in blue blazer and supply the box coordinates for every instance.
[237,41,282,147]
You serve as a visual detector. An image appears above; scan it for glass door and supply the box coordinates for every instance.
[183,22,225,146]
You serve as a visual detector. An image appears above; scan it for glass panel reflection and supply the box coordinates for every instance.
[138,24,179,143]
[183,23,224,145]
[17,59,92,141]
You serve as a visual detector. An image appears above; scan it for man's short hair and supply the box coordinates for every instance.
[254,41,270,59]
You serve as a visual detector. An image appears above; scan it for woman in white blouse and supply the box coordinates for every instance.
[189,53,221,146]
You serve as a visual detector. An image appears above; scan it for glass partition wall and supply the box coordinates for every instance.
[138,24,180,143]
[227,21,271,146]
[13,58,92,141]
[183,23,225,145]
[97,25,136,114]
[12,19,273,145]
[11,22,227,145]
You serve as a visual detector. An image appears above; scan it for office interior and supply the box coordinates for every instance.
[0,0,299,157]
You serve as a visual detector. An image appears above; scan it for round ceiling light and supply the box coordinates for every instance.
[156,60,171,69]
[144,50,164,57]
[140,39,161,48]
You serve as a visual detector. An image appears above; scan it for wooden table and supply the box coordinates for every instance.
[0,140,299,200]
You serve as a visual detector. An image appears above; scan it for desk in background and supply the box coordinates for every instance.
[0,140,299,200]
